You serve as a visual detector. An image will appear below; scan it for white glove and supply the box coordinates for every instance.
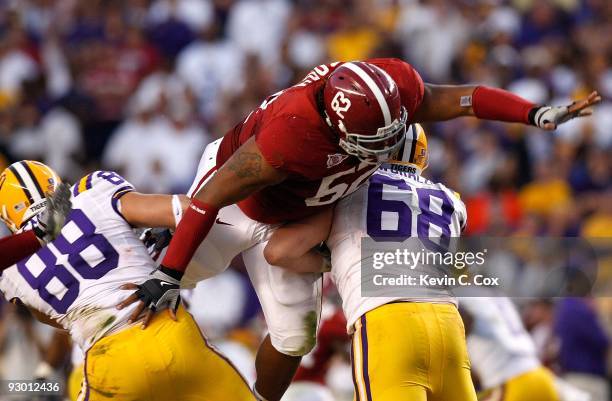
[530,91,601,130]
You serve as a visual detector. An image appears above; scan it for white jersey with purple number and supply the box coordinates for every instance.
[461,297,540,389]
[0,171,155,350]
[327,164,467,331]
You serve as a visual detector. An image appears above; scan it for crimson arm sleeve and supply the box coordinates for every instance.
[0,230,42,271]
[160,199,219,274]
[472,86,535,124]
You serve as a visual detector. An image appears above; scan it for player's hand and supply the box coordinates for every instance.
[530,91,601,130]
[116,266,181,328]
[140,228,173,261]
[32,183,72,243]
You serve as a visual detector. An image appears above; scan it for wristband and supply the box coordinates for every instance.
[161,199,219,273]
[171,195,183,227]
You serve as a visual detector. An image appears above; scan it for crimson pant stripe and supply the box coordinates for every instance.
[7,165,34,204]
[360,315,373,401]
[189,166,217,198]
[20,161,45,199]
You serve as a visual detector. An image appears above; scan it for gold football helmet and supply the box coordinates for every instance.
[389,123,428,174]
[0,160,61,232]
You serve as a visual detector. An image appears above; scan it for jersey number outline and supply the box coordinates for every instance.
[17,209,120,314]
[366,174,454,251]
[305,162,378,207]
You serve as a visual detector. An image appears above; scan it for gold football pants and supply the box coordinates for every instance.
[77,306,255,401]
[480,366,560,401]
[351,302,477,401]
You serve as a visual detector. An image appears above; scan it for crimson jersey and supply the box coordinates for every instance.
[216,58,425,224]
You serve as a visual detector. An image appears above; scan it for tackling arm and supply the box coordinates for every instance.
[263,206,333,273]
[413,83,600,130]
[120,193,190,229]
[118,137,287,322]
[195,137,288,206]
[161,136,287,275]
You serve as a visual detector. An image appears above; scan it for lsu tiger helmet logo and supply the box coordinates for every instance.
[389,123,428,175]
[0,161,61,232]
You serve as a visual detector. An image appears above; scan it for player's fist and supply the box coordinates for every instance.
[530,91,601,130]
[140,228,173,261]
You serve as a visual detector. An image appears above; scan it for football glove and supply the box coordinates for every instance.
[529,91,601,130]
[134,266,182,313]
[140,228,173,261]
[32,183,72,243]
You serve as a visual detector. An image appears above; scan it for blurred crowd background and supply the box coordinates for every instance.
[0,0,609,400]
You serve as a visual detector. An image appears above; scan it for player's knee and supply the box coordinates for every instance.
[270,332,316,357]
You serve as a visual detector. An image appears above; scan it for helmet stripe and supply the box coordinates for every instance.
[7,165,34,204]
[12,162,44,202]
[407,123,418,164]
[32,161,60,187]
[20,161,45,200]
[343,62,392,126]
[400,124,414,163]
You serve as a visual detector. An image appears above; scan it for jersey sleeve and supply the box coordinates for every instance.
[255,117,323,178]
[368,58,425,118]
[441,183,467,232]
[73,171,135,220]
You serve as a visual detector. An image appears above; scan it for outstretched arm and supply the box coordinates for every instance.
[413,83,600,130]
[412,84,478,122]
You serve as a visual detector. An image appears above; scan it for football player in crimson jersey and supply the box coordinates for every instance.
[122,59,600,401]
